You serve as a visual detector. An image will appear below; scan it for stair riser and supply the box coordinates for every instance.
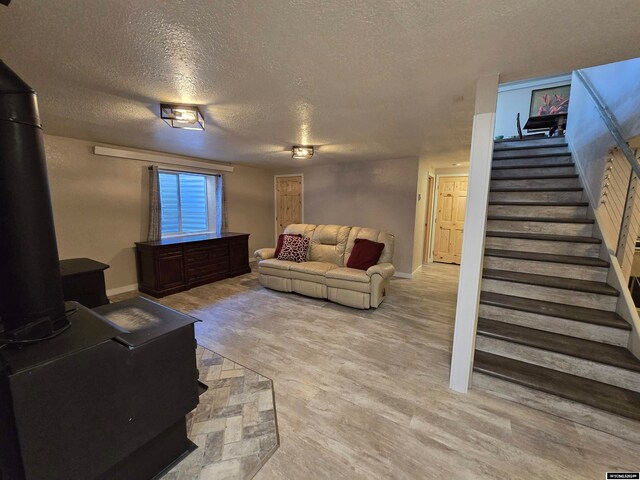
[491,178,580,189]
[478,303,629,347]
[489,191,583,202]
[484,236,600,257]
[488,205,587,218]
[481,278,617,310]
[472,372,640,443]
[483,256,607,282]
[492,156,574,167]
[491,166,575,178]
[476,336,640,392]
[486,220,593,236]
[493,148,570,158]
[495,137,568,148]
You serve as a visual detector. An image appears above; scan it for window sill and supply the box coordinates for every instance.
[161,232,216,239]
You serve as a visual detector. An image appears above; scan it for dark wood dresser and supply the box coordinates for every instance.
[135,233,251,298]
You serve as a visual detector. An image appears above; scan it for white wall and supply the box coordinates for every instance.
[567,58,640,212]
[449,74,499,393]
[494,74,572,139]
[275,157,420,275]
[45,135,274,293]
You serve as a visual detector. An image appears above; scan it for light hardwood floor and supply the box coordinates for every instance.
[114,263,640,479]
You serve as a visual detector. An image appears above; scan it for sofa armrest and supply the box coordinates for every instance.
[255,248,276,262]
[366,263,395,279]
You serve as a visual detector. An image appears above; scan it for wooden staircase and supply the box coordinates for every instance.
[473,136,640,442]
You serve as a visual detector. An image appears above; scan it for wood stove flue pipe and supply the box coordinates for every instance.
[0,60,68,340]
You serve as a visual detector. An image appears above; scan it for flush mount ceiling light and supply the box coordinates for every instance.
[292,145,314,159]
[160,104,205,131]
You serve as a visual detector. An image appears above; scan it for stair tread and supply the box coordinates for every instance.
[487,215,594,224]
[493,152,572,160]
[494,143,568,152]
[491,174,578,180]
[483,268,619,296]
[484,248,609,267]
[492,163,574,170]
[485,231,601,244]
[480,292,630,329]
[490,187,583,192]
[477,318,640,372]
[474,351,640,422]
[488,201,588,206]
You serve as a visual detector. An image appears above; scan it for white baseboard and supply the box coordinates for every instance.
[394,271,412,279]
[106,283,139,297]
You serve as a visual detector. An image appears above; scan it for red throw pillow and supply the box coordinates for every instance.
[275,233,302,258]
[347,238,385,270]
[277,235,310,262]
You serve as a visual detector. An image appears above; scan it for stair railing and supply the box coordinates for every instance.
[574,70,640,276]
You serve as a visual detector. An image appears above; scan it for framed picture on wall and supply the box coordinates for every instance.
[529,85,571,118]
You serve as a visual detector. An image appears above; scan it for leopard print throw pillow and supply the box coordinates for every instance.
[277,235,310,262]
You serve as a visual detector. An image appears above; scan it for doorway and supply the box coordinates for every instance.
[274,174,303,238]
[423,175,436,263]
[432,175,468,264]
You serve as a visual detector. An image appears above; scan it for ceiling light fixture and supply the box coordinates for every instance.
[292,145,314,159]
[160,104,205,131]
[452,163,461,166]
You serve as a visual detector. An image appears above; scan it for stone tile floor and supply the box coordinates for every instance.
[161,346,279,480]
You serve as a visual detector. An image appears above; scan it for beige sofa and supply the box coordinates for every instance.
[254,224,395,309]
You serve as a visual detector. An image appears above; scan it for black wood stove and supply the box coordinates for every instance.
[0,61,202,479]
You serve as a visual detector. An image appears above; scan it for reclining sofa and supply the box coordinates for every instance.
[254,224,395,309]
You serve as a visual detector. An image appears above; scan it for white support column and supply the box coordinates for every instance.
[449,74,499,393]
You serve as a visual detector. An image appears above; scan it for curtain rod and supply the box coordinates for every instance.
[93,146,234,172]
[149,165,221,177]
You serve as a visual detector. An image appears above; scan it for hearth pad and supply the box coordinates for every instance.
[160,346,279,480]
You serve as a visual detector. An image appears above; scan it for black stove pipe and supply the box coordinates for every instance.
[0,60,68,340]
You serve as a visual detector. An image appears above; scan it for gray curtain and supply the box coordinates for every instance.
[215,174,228,233]
[147,165,161,240]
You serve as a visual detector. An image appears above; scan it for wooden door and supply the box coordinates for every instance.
[433,176,468,264]
[275,176,302,236]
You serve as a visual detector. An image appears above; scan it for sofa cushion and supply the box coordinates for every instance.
[258,258,298,279]
[308,225,351,266]
[283,224,317,238]
[275,233,301,258]
[346,239,385,270]
[290,261,338,285]
[325,266,370,283]
[277,235,310,262]
[345,227,394,266]
[290,261,337,276]
[326,271,371,293]
[327,279,370,294]
[259,258,297,271]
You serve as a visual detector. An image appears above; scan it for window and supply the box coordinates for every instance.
[159,171,217,237]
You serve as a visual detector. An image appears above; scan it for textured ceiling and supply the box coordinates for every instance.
[1,1,639,168]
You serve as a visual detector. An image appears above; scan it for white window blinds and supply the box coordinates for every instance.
[159,171,215,236]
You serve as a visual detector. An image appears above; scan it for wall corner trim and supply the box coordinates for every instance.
[393,271,413,279]
[106,283,139,297]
